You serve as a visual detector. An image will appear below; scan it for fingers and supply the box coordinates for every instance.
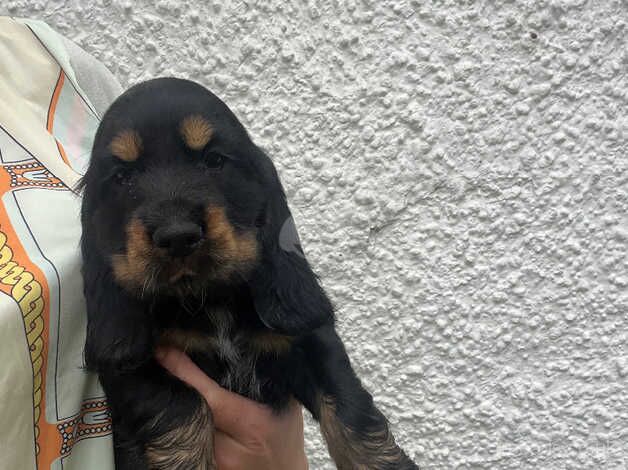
[213,430,256,469]
[155,346,269,434]
[284,398,306,435]
[156,347,222,399]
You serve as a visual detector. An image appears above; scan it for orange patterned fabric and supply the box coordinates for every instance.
[0,18,114,470]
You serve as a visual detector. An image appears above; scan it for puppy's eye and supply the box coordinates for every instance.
[203,151,225,170]
[114,167,135,184]
[115,169,127,182]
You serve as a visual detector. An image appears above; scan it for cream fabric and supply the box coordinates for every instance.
[0,17,118,470]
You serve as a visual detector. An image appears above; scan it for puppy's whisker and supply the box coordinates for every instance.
[199,286,207,307]
[146,265,162,298]
[141,266,155,299]
[140,273,150,300]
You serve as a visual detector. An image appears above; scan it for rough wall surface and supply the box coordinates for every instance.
[4,1,627,468]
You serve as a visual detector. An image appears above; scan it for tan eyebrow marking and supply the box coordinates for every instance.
[180,115,213,150]
[110,130,142,162]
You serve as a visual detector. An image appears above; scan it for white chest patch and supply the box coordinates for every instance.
[159,308,264,401]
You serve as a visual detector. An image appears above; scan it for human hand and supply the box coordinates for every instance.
[156,347,308,470]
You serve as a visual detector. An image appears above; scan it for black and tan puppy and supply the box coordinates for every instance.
[80,77,418,469]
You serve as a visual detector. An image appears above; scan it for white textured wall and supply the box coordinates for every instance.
[5,1,628,468]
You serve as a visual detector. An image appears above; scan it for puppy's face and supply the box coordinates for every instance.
[83,79,271,296]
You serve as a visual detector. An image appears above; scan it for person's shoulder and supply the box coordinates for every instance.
[61,36,123,116]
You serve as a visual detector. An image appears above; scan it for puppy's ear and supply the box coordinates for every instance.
[248,148,335,335]
[80,207,153,371]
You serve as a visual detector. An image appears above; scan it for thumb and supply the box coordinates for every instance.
[156,347,263,434]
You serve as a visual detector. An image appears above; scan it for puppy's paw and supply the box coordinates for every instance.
[146,400,215,469]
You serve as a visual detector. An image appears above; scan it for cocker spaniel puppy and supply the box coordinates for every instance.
[80,77,418,469]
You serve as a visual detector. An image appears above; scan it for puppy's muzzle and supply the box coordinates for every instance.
[152,222,203,258]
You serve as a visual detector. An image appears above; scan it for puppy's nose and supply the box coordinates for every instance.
[153,222,203,257]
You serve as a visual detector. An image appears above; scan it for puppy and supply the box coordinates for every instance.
[80,77,418,469]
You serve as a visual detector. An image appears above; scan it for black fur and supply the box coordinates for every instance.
[80,77,418,469]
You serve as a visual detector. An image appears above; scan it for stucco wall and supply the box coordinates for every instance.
[4,1,627,468]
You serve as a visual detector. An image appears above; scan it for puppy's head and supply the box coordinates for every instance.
[81,78,333,334]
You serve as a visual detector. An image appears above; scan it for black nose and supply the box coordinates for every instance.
[152,223,203,257]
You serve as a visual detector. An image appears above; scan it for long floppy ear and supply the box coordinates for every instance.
[80,171,153,371]
[81,241,153,371]
[80,228,154,371]
[248,148,335,335]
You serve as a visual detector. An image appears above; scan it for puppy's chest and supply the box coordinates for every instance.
[158,311,293,404]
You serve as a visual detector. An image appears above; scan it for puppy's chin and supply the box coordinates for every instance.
[155,256,245,298]
[111,251,252,301]
[152,274,208,300]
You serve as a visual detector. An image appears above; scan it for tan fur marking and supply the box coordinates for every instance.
[145,400,215,469]
[180,115,213,150]
[112,210,258,294]
[111,218,153,290]
[250,331,293,354]
[110,129,142,161]
[319,397,403,470]
[205,207,258,274]
[158,328,215,354]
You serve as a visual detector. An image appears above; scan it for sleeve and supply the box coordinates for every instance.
[60,36,123,117]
